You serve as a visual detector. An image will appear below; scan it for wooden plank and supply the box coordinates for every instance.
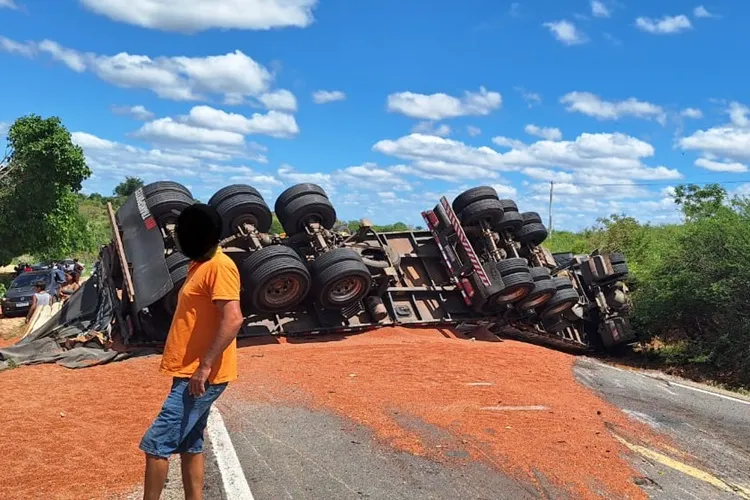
[107,202,135,303]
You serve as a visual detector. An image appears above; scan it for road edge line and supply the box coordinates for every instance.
[207,406,255,500]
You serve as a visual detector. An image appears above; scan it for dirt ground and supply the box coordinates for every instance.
[0,326,670,499]
[0,316,25,347]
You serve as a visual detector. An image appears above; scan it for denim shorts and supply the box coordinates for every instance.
[139,377,228,458]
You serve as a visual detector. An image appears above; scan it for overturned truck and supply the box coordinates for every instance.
[105,181,636,353]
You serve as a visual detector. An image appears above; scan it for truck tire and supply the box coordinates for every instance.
[530,266,551,281]
[518,278,556,310]
[517,222,548,246]
[241,245,311,313]
[612,262,629,277]
[521,211,542,224]
[162,252,190,315]
[460,198,504,227]
[208,184,262,207]
[498,199,519,212]
[553,276,574,290]
[278,193,337,235]
[146,191,194,226]
[275,183,329,218]
[312,248,372,309]
[541,288,579,317]
[495,257,529,276]
[609,252,626,264]
[215,193,273,237]
[495,210,523,233]
[143,181,192,199]
[452,186,498,214]
[491,270,533,304]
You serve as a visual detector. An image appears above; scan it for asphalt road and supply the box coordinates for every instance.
[213,359,750,500]
[574,358,750,499]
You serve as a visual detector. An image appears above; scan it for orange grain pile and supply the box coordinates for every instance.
[228,327,663,499]
[0,356,168,500]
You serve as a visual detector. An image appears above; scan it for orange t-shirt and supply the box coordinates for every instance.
[160,248,241,384]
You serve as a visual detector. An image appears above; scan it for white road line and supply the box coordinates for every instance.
[207,406,255,500]
[668,382,750,406]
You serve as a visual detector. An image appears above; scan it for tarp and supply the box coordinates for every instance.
[0,262,132,369]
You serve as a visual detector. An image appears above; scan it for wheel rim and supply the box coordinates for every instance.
[231,214,259,230]
[520,292,553,309]
[494,285,530,304]
[545,301,575,316]
[261,273,303,307]
[328,275,366,304]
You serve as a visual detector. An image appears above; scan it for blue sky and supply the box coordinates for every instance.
[1,0,748,230]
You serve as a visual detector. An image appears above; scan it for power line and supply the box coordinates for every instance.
[536,178,750,187]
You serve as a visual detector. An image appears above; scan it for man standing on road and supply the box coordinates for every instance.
[140,204,244,500]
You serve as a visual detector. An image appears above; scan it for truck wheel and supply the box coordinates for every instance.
[146,191,195,226]
[495,257,529,276]
[553,276,574,289]
[609,252,626,264]
[530,266,551,280]
[275,183,330,220]
[143,181,192,199]
[521,211,542,224]
[517,222,548,246]
[460,198,504,227]
[518,277,556,310]
[241,245,311,313]
[278,193,337,235]
[209,184,262,207]
[215,193,273,237]
[491,270,533,304]
[452,186,498,214]
[541,288,579,317]
[498,199,519,212]
[162,252,190,315]
[312,248,372,309]
[611,262,629,278]
[495,210,523,233]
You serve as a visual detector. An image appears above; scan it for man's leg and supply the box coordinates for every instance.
[143,454,170,500]
[180,452,205,500]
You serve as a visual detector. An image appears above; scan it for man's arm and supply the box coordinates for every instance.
[189,299,244,397]
[26,295,37,323]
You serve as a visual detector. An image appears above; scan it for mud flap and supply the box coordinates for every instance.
[116,190,172,310]
[599,316,635,347]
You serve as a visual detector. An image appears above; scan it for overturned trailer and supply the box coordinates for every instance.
[104,181,636,353]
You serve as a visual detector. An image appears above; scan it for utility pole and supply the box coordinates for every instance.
[548,181,554,235]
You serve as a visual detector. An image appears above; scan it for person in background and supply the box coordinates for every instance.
[73,258,84,274]
[58,272,80,301]
[140,204,244,500]
[26,280,52,323]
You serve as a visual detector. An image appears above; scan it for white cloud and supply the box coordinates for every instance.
[635,15,692,35]
[680,127,750,161]
[374,132,680,186]
[514,87,542,108]
[257,89,297,111]
[491,184,518,199]
[467,126,481,137]
[727,101,749,127]
[183,105,299,138]
[0,37,281,103]
[387,87,501,121]
[135,118,247,146]
[72,132,118,150]
[492,136,528,150]
[542,20,588,45]
[693,6,716,18]
[561,91,667,124]
[0,0,18,9]
[336,163,412,191]
[277,164,335,194]
[524,124,562,141]
[111,105,155,121]
[680,107,703,119]
[591,1,610,18]
[312,90,346,104]
[694,157,747,173]
[79,0,317,33]
[412,121,451,137]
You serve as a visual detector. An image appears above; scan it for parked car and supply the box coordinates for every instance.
[1,270,64,317]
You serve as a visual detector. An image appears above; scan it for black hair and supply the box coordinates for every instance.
[175,203,222,261]
[35,280,47,291]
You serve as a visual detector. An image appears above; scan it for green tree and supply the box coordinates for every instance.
[113,176,144,197]
[0,114,91,265]
[673,183,727,221]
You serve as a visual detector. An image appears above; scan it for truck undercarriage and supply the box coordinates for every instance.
[105,181,636,353]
